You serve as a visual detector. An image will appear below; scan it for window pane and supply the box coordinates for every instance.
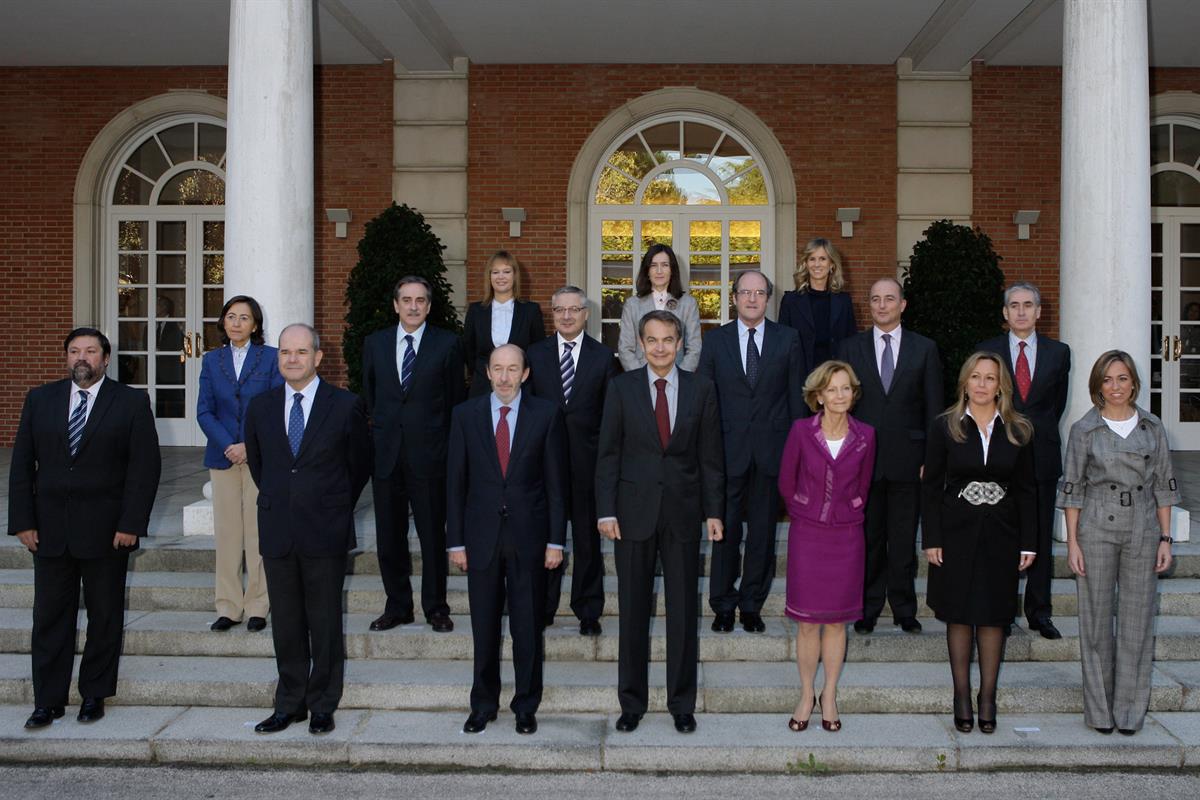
[727,168,768,205]
[126,137,170,182]
[690,261,721,285]
[643,168,720,205]
[1151,124,1170,165]
[607,135,655,180]
[156,355,185,385]
[157,254,186,284]
[159,169,225,205]
[157,220,186,251]
[119,321,147,352]
[1184,323,1200,355]
[156,288,185,320]
[1151,170,1200,207]
[1182,291,1200,316]
[1175,124,1200,169]
[155,320,186,351]
[155,388,186,419]
[113,169,153,204]
[119,287,148,317]
[641,122,680,162]
[601,219,634,251]
[689,253,722,266]
[197,124,226,165]
[691,288,722,320]
[1152,222,1163,253]
[1152,289,1161,320]
[118,354,147,384]
[710,135,753,179]
[602,255,633,285]
[1150,390,1161,416]
[204,288,224,317]
[1153,256,1162,287]
[731,253,762,270]
[204,254,224,285]
[119,254,147,284]
[690,219,721,253]
[1181,224,1200,254]
[601,321,620,351]
[157,124,194,166]
[730,220,762,251]
[641,219,673,249]
[203,220,225,251]
[203,321,223,351]
[1183,257,1200,287]
[595,167,637,204]
[1152,358,1162,389]
[1182,392,1200,421]
[119,220,148,251]
[601,287,631,319]
[683,122,721,161]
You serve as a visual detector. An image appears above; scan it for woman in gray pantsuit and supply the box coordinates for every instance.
[617,244,702,372]
[1057,350,1180,735]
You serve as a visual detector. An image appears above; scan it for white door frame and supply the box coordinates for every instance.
[1152,209,1200,449]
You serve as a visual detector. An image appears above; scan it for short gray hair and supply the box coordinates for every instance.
[552,285,589,306]
[1004,281,1041,306]
[279,322,320,351]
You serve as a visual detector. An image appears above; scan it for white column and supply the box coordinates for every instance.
[1059,0,1150,426]
[225,0,314,341]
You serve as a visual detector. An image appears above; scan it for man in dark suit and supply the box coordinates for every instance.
[447,344,567,735]
[245,323,370,736]
[9,327,161,729]
[977,281,1071,639]
[699,270,806,634]
[596,310,725,735]
[837,277,942,635]
[525,286,619,636]
[361,275,465,633]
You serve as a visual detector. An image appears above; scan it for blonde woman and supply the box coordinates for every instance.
[463,251,546,396]
[922,352,1036,734]
[778,238,858,370]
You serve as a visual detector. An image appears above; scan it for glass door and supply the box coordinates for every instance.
[1151,213,1200,449]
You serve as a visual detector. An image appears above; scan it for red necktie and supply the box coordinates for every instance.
[1015,341,1032,403]
[496,406,511,476]
[654,378,671,449]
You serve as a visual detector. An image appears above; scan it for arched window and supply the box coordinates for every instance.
[106,116,226,446]
[1151,118,1200,206]
[589,114,773,348]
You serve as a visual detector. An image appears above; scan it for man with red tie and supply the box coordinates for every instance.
[446,344,567,735]
[977,282,1071,639]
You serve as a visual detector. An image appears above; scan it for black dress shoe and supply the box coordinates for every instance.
[369,612,414,631]
[853,618,876,634]
[515,712,537,734]
[24,706,64,729]
[309,712,335,734]
[615,712,642,732]
[428,611,454,633]
[740,611,766,633]
[579,619,602,636]
[77,697,105,723]
[210,616,240,632]
[673,713,697,733]
[711,612,735,633]
[254,710,307,734]
[1118,728,1137,736]
[463,710,497,734]
[1094,726,1115,735]
[246,616,267,632]
[1029,618,1062,640]
[896,617,922,634]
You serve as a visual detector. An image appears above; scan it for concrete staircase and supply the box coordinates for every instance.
[1,527,1199,771]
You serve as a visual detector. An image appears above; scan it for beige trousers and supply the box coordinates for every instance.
[211,464,269,619]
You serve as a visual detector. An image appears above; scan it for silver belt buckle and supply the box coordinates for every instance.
[958,481,1005,506]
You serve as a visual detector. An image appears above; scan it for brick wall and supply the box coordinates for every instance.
[0,63,391,443]
[467,64,898,328]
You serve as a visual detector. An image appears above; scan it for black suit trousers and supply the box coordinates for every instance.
[863,479,920,621]
[1022,479,1058,622]
[467,533,546,715]
[708,460,779,614]
[263,551,347,715]
[372,462,449,619]
[31,551,129,706]
[545,472,605,623]
[614,515,700,716]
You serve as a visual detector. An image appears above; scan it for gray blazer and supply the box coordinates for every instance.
[617,292,702,372]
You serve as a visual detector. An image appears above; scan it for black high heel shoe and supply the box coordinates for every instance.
[953,694,973,733]
[977,692,996,734]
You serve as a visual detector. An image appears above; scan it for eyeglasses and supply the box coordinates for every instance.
[552,306,585,316]
[735,289,769,299]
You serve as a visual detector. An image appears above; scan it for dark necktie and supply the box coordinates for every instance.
[1015,341,1032,403]
[68,389,88,457]
[560,341,575,403]
[496,406,511,476]
[400,334,415,393]
[654,378,671,449]
[880,332,895,393]
[746,327,760,388]
[287,392,304,457]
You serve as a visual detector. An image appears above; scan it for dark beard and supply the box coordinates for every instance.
[71,362,102,388]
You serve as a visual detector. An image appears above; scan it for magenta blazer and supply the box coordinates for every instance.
[777,413,876,526]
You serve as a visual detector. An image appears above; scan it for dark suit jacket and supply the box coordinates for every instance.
[245,379,371,558]
[777,289,857,368]
[697,320,806,478]
[361,324,465,478]
[975,334,1071,482]
[594,367,725,541]
[445,393,568,571]
[8,378,161,558]
[837,328,943,481]
[196,343,284,469]
[524,334,619,489]
[463,300,546,395]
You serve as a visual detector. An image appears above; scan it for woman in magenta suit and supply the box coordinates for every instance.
[778,360,875,733]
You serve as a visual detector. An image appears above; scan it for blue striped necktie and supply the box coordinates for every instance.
[400,334,415,393]
[67,389,88,457]
[560,341,575,403]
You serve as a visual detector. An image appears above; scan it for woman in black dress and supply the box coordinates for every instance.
[922,352,1036,734]
[778,238,857,372]
[462,250,546,396]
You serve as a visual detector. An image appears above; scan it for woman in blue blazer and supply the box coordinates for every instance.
[778,238,858,372]
[196,295,283,632]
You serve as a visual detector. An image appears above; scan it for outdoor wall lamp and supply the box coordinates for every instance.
[836,207,861,238]
[1013,210,1040,240]
[502,207,526,237]
[325,208,352,238]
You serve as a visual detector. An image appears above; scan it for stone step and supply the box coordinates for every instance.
[1,608,1198,664]
[0,705,1196,772]
[0,654,1198,714]
[4,536,1200,579]
[2,568,1198,619]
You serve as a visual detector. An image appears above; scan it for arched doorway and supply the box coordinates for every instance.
[104,116,226,446]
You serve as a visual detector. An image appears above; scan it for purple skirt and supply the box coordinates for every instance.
[784,519,865,624]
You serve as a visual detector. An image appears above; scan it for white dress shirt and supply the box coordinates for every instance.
[397,321,426,377]
[231,342,250,380]
[283,376,321,432]
[873,325,902,375]
[67,376,104,425]
[652,290,671,311]
[557,332,583,374]
[1009,330,1037,377]
[737,318,765,372]
[490,298,515,348]
[646,366,679,431]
